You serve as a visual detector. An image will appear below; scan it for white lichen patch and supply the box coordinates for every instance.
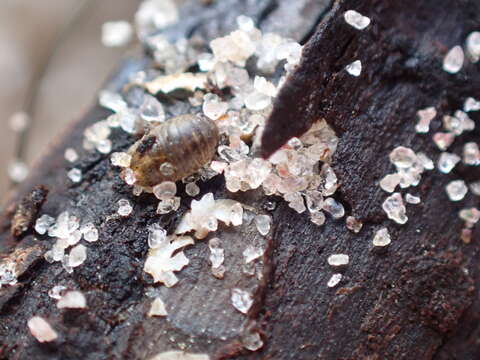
[144,235,194,287]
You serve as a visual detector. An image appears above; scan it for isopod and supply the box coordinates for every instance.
[128,114,219,188]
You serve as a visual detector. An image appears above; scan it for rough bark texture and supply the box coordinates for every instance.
[1,0,479,359]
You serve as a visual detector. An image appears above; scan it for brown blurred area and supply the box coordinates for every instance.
[0,0,140,201]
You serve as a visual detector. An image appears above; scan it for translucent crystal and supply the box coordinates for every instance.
[433,132,455,150]
[443,45,464,74]
[160,162,175,176]
[64,148,79,162]
[67,168,82,183]
[8,160,28,183]
[68,244,87,268]
[284,192,306,213]
[57,290,87,309]
[444,111,474,135]
[470,181,480,196]
[379,173,401,193]
[0,262,17,287]
[437,152,461,173]
[459,207,480,226]
[111,152,132,167]
[135,0,178,37]
[236,15,255,32]
[465,31,480,63]
[327,254,349,267]
[405,193,420,204]
[253,76,277,97]
[156,197,181,215]
[148,223,168,249]
[242,330,264,351]
[415,107,436,133]
[48,285,67,300]
[118,111,139,134]
[208,237,225,270]
[446,180,468,201]
[464,97,480,112]
[417,152,434,170]
[148,297,168,317]
[210,30,255,66]
[254,215,271,236]
[346,216,363,233]
[185,182,200,197]
[372,228,391,247]
[327,273,342,288]
[244,91,271,111]
[35,214,55,235]
[203,93,228,120]
[153,181,177,201]
[231,288,253,314]
[102,21,133,47]
[344,10,371,30]
[345,60,362,76]
[311,211,326,226]
[242,246,264,264]
[28,316,58,343]
[98,90,127,113]
[123,168,137,185]
[140,94,165,122]
[382,192,408,224]
[323,198,345,219]
[463,142,480,165]
[305,190,324,212]
[389,146,417,169]
[117,199,133,216]
[81,222,99,242]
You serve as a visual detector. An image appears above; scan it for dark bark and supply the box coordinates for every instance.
[1,0,479,359]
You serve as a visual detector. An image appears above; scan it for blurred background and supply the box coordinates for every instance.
[0,0,140,200]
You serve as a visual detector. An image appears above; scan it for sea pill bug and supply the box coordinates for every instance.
[128,113,219,188]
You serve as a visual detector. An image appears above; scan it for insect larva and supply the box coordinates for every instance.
[128,114,219,188]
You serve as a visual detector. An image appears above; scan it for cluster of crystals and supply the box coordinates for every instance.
[175,193,243,239]
[28,316,58,343]
[36,212,98,273]
[0,261,17,288]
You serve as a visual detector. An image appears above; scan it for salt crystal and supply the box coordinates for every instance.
[433,132,455,150]
[443,112,474,135]
[67,230,82,246]
[243,246,264,263]
[382,193,408,224]
[148,297,168,317]
[8,111,29,132]
[346,216,363,233]
[208,237,225,276]
[98,90,127,113]
[0,262,17,287]
[372,227,391,247]
[242,330,264,351]
[253,76,277,97]
[67,168,82,183]
[389,146,417,168]
[203,93,228,120]
[135,0,178,36]
[64,148,79,162]
[466,31,480,62]
[464,97,480,112]
[123,168,137,185]
[48,285,67,300]
[311,211,326,226]
[210,161,228,174]
[443,45,464,74]
[459,207,480,225]
[327,273,342,288]
[305,190,324,212]
[102,21,133,47]
[231,288,253,314]
[345,60,362,76]
[379,173,401,193]
[463,142,480,165]
[254,215,271,236]
[284,192,306,213]
[156,197,181,214]
[160,162,175,177]
[153,181,177,201]
[405,193,421,204]
[344,10,371,30]
[35,214,55,235]
[415,107,436,133]
[470,181,480,196]
[68,244,87,268]
[28,316,58,343]
[210,30,255,66]
[417,152,434,170]
[111,152,132,167]
[236,15,255,32]
[8,161,28,183]
[437,152,461,174]
[446,180,468,201]
[327,254,349,267]
[80,222,99,242]
[140,94,165,122]
[148,224,167,249]
[323,198,345,219]
[244,91,271,111]
[185,182,200,196]
[117,199,133,216]
[57,290,87,309]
